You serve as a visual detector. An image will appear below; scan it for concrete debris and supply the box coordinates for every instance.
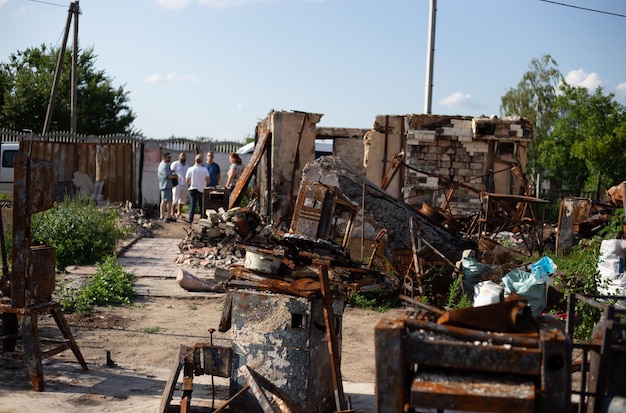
[175,268,224,292]
[176,207,267,270]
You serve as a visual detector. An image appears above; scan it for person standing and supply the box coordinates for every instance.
[225,152,244,190]
[158,152,177,222]
[204,151,221,187]
[185,154,210,224]
[170,152,189,218]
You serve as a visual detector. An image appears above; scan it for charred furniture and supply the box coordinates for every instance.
[375,307,571,412]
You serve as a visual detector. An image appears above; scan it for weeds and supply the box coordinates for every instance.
[57,255,135,314]
[31,195,130,269]
[348,288,399,312]
[143,326,164,334]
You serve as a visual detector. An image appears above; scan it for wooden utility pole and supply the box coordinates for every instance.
[42,1,80,136]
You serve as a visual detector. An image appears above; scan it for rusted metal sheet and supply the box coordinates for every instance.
[410,372,535,412]
[437,300,536,333]
[11,156,55,307]
[26,246,56,305]
[556,197,592,256]
[201,345,232,378]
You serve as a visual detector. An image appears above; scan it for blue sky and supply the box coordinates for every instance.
[1,0,625,141]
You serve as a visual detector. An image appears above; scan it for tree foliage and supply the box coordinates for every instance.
[500,54,563,176]
[0,44,137,135]
[538,84,626,193]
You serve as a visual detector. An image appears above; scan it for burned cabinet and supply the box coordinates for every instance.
[289,181,357,248]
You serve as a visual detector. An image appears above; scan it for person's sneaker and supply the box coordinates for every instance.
[167,216,176,222]
[161,218,168,223]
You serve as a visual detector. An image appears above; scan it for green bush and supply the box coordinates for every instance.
[31,196,128,268]
[58,255,135,314]
[348,288,399,312]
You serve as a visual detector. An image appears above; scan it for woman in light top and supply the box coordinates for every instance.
[225,152,244,190]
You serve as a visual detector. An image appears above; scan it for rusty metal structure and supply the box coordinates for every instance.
[375,304,571,412]
[567,293,626,413]
[0,156,87,391]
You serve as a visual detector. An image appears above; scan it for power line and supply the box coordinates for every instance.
[539,0,626,18]
[27,0,67,8]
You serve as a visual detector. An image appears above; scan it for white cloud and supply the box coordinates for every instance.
[156,0,276,11]
[0,0,8,8]
[615,82,626,100]
[564,69,603,90]
[439,92,478,109]
[144,72,197,84]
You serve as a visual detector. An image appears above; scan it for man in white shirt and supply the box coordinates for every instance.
[185,154,210,224]
[170,152,189,218]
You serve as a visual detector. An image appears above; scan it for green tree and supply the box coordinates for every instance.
[0,44,137,135]
[500,54,563,177]
[538,84,626,194]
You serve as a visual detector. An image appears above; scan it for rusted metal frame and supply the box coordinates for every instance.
[404,338,542,375]
[412,228,460,274]
[381,151,405,191]
[50,304,88,370]
[240,365,275,413]
[229,129,270,209]
[318,264,348,411]
[410,376,535,412]
[19,311,44,391]
[399,294,445,316]
[404,320,540,348]
[212,384,251,413]
[180,345,195,413]
[159,345,194,413]
[245,366,305,413]
[366,229,387,270]
[375,311,408,413]
[538,316,571,412]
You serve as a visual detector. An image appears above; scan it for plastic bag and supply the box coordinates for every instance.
[530,256,557,281]
[473,280,502,307]
[502,268,547,317]
[461,257,491,300]
[597,239,626,299]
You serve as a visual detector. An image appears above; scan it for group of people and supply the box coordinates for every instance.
[157,150,244,224]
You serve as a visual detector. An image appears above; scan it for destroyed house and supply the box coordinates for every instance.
[364,114,534,217]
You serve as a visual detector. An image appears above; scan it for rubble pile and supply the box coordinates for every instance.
[175,207,268,269]
[302,156,475,261]
[117,201,156,238]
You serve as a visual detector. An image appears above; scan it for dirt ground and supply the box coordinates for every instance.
[0,218,382,412]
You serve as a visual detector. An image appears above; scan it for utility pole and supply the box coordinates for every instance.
[423,0,437,114]
[42,1,80,136]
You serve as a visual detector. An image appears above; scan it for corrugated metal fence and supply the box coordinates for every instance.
[0,129,244,205]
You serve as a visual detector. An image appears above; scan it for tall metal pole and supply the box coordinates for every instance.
[423,0,437,114]
[70,1,79,134]
[42,2,79,136]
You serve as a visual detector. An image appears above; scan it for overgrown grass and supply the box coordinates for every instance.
[31,195,129,269]
[57,255,135,314]
[550,208,625,342]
